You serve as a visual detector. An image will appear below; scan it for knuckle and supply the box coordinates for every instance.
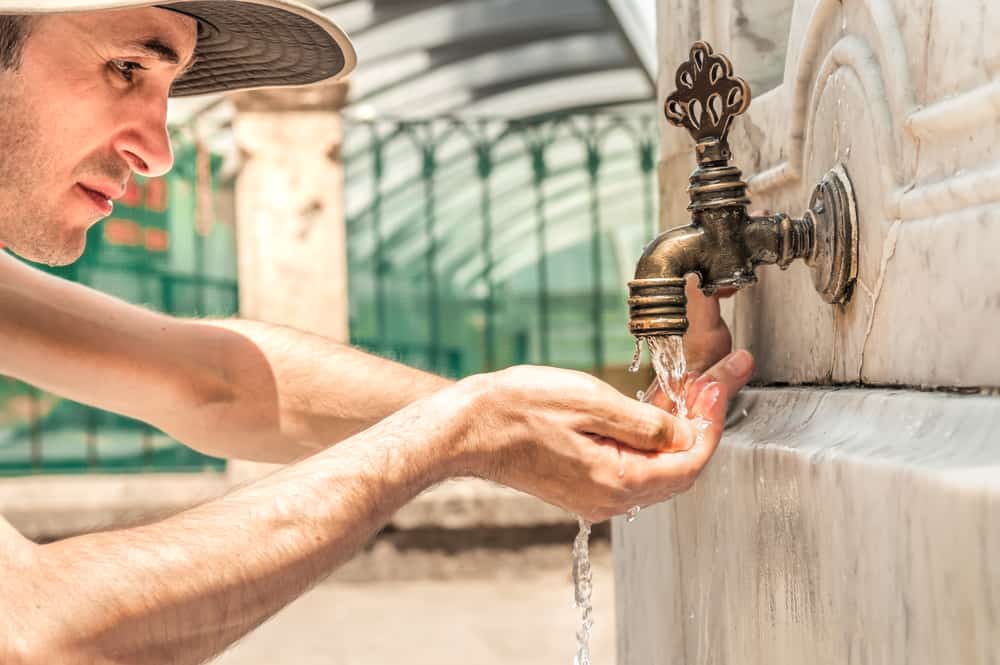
[620,464,648,495]
[650,414,672,447]
[499,364,531,382]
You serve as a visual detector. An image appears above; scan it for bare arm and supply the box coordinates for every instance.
[0,319,754,664]
[2,386,469,665]
[191,318,452,461]
[0,253,449,463]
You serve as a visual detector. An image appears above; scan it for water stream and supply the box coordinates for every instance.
[571,517,594,665]
[571,335,690,664]
[646,336,689,418]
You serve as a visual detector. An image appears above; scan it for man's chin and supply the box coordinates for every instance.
[8,235,87,267]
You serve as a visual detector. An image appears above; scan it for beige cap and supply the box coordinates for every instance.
[1,0,357,97]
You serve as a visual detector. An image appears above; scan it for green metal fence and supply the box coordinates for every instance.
[0,141,237,476]
[344,112,659,378]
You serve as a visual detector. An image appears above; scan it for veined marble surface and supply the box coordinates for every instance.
[624,4,999,661]
[655,0,1000,388]
[614,387,1000,665]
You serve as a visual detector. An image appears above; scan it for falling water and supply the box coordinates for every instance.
[571,334,695,663]
[628,338,642,373]
[628,336,690,415]
[572,516,594,665]
[646,336,689,418]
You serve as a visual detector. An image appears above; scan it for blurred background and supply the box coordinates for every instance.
[0,1,671,662]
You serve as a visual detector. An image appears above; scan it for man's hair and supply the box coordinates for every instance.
[0,16,34,71]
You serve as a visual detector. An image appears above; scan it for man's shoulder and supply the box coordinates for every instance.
[0,250,45,286]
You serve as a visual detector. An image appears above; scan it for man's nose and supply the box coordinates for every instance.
[112,100,175,178]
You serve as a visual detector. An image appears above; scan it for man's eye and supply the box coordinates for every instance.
[110,59,147,83]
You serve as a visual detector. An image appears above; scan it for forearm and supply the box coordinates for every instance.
[0,258,449,464]
[170,318,453,463]
[4,388,472,665]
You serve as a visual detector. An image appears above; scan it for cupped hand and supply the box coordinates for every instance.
[459,355,752,524]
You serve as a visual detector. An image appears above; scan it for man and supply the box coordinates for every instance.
[0,2,754,663]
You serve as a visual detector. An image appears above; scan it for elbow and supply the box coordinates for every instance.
[633,224,707,282]
[7,635,120,665]
[5,638,71,665]
[2,601,80,664]
[0,553,87,665]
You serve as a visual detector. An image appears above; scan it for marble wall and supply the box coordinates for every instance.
[614,388,1000,664]
[615,1,1000,662]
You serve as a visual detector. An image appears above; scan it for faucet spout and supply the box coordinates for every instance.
[628,224,708,337]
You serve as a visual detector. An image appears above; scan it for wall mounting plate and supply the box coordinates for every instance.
[806,164,858,304]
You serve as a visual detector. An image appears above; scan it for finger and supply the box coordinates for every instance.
[654,381,727,478]
[580,391,679,452]
[685,349,754,412]
[614,381,727,508]
[644,372,698,414]
[682,275,733,374]
[684,274,722,334]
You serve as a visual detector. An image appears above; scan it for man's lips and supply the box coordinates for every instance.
[77,183,119,216]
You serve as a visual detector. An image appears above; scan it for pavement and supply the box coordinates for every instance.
[210,540,616,665]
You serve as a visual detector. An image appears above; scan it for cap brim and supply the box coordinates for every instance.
[1,0,356,97]
[162,0,356,97]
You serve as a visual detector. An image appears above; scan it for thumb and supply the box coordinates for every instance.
[685,349,754,412]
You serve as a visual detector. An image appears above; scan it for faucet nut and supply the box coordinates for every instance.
[628,277,689,337]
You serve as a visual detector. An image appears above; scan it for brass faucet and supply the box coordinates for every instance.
[628,41,858,338]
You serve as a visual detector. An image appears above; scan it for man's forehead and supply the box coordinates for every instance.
[71,7,198,58]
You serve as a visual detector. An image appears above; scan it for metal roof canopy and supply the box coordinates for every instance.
[328,0,654,119]
[168,0,656,131]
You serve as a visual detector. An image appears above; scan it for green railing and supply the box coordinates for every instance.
[0,142,237,476]
[344,112,659,378]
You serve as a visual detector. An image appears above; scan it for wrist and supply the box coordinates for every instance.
[428,373,497,480]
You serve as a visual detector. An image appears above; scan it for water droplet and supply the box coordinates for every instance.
[626,505,641,523]
[635,389,645,401]
[741,408,750,418]
[628,338,642,373]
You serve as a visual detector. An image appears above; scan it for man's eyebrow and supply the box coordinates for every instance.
[122,38,198,77]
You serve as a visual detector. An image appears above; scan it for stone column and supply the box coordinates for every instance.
[229,81,351,342]
[227,82,351,482]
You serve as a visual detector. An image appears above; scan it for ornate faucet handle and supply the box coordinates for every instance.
[664,41,751,145]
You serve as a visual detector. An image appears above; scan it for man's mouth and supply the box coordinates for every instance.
[77,183,116,217]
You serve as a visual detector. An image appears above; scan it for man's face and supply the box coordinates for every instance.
[0,8,197,265]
